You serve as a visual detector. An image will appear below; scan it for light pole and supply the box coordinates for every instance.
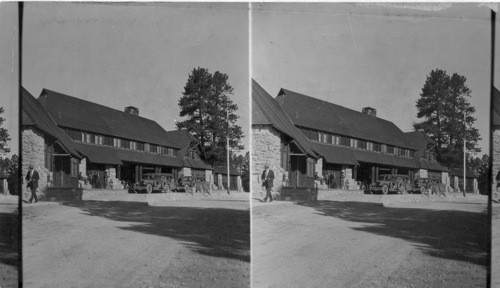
[226,101,230,195]
[463,110,466,197]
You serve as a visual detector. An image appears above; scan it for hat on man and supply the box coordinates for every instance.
[264,164,269,169]
[29,165,34,169]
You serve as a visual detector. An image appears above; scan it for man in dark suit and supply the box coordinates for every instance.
[26,165,40,203]
[261,164,275,202]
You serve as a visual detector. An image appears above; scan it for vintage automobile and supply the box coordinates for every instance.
[177,176,211,194]
[412,178,430,194]
[370,174,413,194]
[134,173,176,193]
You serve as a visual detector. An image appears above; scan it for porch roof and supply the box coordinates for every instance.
[311,142,358,166]
[75,142,181,167]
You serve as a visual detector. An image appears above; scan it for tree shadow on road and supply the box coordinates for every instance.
[62,201,250,262]
[296,200,488,266]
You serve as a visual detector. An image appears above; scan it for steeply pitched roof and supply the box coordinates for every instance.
[38,89,181,149]
[21,87,82,159]
[252,80,318,159]
[404,131,448,172]
[493,86,500,126]
[162,129,212,170]
[163,129,199,157]
[277,89,416,150]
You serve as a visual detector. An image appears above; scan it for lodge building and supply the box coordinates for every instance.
[252,80,477,192]
[21,87,215,193]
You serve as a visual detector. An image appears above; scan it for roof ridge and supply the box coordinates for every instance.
[279,88,398,125]
[41,88,161,125]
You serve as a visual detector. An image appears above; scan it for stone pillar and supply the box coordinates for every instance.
[22,128,49,194]
[217,174,223,189]
[252,126,285,192]
[205,170,213,186]
[453,176,460,192]
[315,158,323,178]
[182,167,192,177]
[342,165,357,190]
[105,165,118,189]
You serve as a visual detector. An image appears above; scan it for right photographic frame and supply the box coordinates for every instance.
[251,3,494,287]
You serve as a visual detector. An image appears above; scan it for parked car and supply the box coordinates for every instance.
[134,173,175,193]
[412,178,430,194]
[177,176,210,194]
[370,174,413,194]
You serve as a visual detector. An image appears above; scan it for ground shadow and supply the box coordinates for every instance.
[296,200,489,266]
[62,200,250,262]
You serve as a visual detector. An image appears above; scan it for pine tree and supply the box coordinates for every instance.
[177,67,244,166]
[0,107,11,156]
[413,69,480,169]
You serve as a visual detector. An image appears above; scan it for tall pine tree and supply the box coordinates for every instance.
[413,69,480,169]
[176,67,244,166]
[0,107,11,156]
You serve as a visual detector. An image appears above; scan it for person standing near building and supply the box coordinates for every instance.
[26,165,40,203]
[261,164,275,202]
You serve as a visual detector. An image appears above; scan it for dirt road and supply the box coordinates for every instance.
[493,203,500,288]
[23,197,249,288]
[0,197,19,288]
[252,194,488,288]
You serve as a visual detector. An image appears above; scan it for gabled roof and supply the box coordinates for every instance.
[38,89,181,149]
[163,129,212,170]
[405,131,448,172]
[277,89,416,150]
[252,80,318,159]
[21,87,82,159]
[163,129,199,157]
[493,86,500,126]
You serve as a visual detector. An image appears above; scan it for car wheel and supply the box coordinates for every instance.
[146,184,153,194]
[382,185,389,195]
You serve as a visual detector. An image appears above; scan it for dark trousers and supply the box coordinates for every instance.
[28,187,38,203]
[263,186,273,202]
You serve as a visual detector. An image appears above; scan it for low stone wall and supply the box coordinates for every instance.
[382,193,488,207]
[0,212,19,249]
[44,188,84,202]
[81,189,129,200]
[146,191,249,205]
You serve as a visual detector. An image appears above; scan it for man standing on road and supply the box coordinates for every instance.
[26,165,40,203]
[261,164,275,202]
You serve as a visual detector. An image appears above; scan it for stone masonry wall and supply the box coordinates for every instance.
[493,127,500,195]
[22,128,49,194]
[252,126,285,192]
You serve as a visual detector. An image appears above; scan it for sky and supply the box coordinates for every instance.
[253,3,493,158]
[0,2,19,157]
[21,2,249,154]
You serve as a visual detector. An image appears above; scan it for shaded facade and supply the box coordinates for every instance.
[21,87,83,192]
[23,87,212,191]
[252,80,318,191]
[252,82,458,192]
[276,88,420,189]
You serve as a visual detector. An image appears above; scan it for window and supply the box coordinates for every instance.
[387,145,394,155]
[280,138,289,170]
[381,144,387,153]
[359,141,367,150]
[150,144,158,153]
[70,158,78,178]
[130,141,137,150]
[137,142,144,151]
[374,143,381,152]
[113,138,121,148]
[307,157,315,178]
[311,130,319,142]
[367,142,373,151]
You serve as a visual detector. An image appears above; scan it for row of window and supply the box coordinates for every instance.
[62,127,178,157]
[299,126,414,158]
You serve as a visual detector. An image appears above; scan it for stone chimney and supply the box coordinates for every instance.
[362,107,376,117]
[124,106,139,116]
